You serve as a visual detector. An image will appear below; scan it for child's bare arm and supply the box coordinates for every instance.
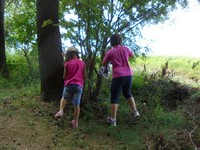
[63,68,67,79]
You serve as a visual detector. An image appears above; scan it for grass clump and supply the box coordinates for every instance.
[0,55,199,149]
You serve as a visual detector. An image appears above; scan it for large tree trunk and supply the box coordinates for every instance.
[36,0,63,101]
[0,0,8,77]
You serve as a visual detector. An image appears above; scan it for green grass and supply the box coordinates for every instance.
[0,84,192,149]
[134,56,200,88]
[1,55,200,149]
[135,56,200,76]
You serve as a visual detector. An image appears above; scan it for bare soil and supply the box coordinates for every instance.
[1,80,200,150]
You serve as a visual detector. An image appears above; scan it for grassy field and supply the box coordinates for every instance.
[0,56,200,150]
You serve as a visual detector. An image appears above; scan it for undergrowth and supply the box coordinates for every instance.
[1,55,200,149]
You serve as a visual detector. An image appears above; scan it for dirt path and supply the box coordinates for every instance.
[0,97,128,150]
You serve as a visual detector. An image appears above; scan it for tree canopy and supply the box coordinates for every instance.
[2,0,189,101]
[59,0,188,101]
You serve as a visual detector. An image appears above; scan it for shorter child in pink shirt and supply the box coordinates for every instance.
[55,47,86,128]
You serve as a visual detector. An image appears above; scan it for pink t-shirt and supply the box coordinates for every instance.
[64,58,85,88]
[102,45,133,78]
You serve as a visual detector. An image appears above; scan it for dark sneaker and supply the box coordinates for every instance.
[106,117,117,126]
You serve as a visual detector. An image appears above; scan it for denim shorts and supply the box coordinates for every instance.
[111,76,132,104]
[62,84,83,106]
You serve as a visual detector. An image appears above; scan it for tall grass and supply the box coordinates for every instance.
[0,54,40,101]
[1,54,197,149]
[136,56,199,70]
[134,56,200,87]
[1,54,40,88]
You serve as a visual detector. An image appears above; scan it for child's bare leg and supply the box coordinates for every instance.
[106,104,118,126]
[110,104,118,120]
[127,97,137,112]
[73,105,80,122]
[71,105,80,128]
[59,97,67,113]
[55,97,66,117]
[127,97,140,118]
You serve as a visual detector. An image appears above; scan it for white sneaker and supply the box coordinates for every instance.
[106,117,117,126]
[132,111,140,120]
[98,66,110,79]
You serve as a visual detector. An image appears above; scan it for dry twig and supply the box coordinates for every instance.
[188,125,200,150]
[145,134,151,150]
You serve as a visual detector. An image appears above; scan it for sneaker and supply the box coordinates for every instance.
[132,111,140,120]
[71,119,78,128]
[106,117,117,126]
[54,111,63,118]
[98,66,110,79]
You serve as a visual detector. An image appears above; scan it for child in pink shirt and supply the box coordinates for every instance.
[55,47,86,128]
[102,34,140,126]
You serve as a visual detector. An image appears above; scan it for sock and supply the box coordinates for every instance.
[111,118,116,122]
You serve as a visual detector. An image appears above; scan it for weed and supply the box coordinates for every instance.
[1,55,200,149]
[190,90,200,103]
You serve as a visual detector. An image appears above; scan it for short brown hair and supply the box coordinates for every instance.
[65,47,80,61]
[110,34,122,47]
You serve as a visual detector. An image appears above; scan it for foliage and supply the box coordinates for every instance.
[60,0,188,54]
[4,0,189,101]
[4,0,37,76]
[5,0,37,53]
[0,54,39,89]
[1,55,200,149]
[190,90,200,103]
[135,56,200,87]
[59,0,189,102]
[132,72,148,89]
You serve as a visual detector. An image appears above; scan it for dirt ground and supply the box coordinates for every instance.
[1,80,200,150]
[0,97,129,150]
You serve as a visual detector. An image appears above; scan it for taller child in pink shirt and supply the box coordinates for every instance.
[55,47,86,128]
[102,34,140,126]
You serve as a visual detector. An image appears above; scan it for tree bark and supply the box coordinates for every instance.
[92,37,109,101]
[0,0,9,77]
[36,0,63,101]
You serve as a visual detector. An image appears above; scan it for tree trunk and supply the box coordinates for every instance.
[36,0,63,101]
[92,37,109,101]
[0,0,9,77]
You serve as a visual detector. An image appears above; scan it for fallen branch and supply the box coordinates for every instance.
[186,111,196,123]
[145,134,151,150]
[188,125,200,150]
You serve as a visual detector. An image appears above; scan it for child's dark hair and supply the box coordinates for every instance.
[65,51,80,62]
[110,34,122,47]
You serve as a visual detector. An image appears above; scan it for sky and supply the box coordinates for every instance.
[141,0,200,57]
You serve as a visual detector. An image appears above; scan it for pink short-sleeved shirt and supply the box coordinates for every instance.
[102,45,133,78]
[64,58,85,88]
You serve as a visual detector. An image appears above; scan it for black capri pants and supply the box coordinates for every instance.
[110,75,133,104]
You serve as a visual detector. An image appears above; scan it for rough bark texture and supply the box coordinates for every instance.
[36,0,63,101]
[0,0,8,77]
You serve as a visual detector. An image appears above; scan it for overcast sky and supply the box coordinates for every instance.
[141,0,200,57]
